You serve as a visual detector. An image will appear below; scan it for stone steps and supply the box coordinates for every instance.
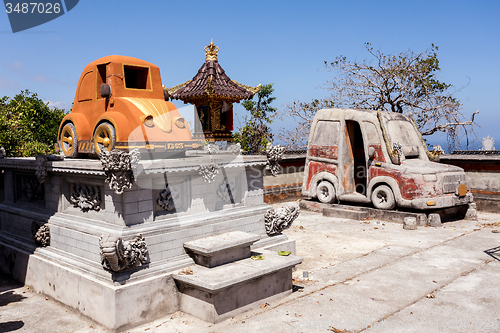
[173,231,302,323]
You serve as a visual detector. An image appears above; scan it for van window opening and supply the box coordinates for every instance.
[97,64,107,97]
[124,65,149,89]
[311,120,340,146]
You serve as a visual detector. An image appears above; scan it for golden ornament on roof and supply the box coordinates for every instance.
[205,39,219,61]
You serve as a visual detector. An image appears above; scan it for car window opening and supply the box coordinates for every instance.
[124,65,149,89]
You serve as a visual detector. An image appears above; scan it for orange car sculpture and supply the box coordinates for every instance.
[58,55,198,157]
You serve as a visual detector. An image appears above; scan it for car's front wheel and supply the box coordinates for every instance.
[371,185,396,210]
[93,122,116,156]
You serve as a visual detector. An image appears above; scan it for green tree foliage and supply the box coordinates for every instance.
[233,83,277,154]
[279,44,478,150]
[0,90,66,157]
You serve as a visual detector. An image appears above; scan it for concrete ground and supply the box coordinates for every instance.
[1,206,500,333]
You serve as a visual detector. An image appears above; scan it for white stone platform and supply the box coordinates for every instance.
[0,154,300,330]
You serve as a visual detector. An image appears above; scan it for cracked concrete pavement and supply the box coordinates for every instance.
[1,206,499,333]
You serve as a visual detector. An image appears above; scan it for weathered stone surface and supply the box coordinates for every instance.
[428,213,442,227]
[403,217,417,230]
[465,202,478,220]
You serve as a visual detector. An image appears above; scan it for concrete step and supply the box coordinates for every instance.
[323,206,369,220]
[301,199,428,225]
[183,231,260,268]
[173,250,302,323]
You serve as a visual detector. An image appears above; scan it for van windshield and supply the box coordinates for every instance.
[386,119,422,158]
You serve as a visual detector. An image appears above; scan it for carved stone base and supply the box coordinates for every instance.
[0,155,299,330]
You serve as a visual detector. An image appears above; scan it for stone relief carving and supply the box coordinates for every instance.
[265,143,285,177]
[31,222,50,247]
[21,177,44,200]
[99,148,140,194]
[217,179,236,202]
[264,202,300,235]
[69,184,101,212]
[157,185,180,211]
[35,155,48,184]
[99,234,148,272]
[199,163,219,183]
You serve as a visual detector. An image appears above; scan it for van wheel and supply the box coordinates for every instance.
[93,122,116,156]
[371,185,396,210]
[317,181,336,204]
[59,122,78,158]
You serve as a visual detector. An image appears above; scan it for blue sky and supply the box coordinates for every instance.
[1,0,499,151]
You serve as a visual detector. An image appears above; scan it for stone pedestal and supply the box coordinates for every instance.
[0,154,299,330]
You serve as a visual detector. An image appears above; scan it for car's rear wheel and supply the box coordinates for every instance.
[317,181,336,204]
[371,185,396,210]
[93,122,116,156]
[59,122,78,158]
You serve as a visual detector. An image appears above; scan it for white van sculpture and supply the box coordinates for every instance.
[302,108,473,210]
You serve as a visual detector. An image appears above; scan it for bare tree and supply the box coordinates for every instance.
[278,43,479,150]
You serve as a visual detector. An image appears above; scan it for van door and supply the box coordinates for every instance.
[343,120,367,195]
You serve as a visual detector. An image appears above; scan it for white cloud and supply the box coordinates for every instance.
[44,100,68,110]
[8,62,24,71]
[0,75,19,89]
[32,74,53,83]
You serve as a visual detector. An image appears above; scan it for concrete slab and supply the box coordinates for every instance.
[323,206,369,220]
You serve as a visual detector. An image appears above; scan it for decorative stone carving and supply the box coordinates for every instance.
[265,143,285,177]
[69,184,101,212]
[392,142,403,159]
[482,136,495,150]
[432,145,444,155]
[157,185,180,211]
[226,142,242,154]
[99,234,148,272]
[264,202,300,235]
[217,179,236,202]
[21,177,44,200]
[31,222,50,247]
[0,146,6,159]
[99,148,140,194]
[199,163,219,183]
[35,155,48,184]
[203,143,220,154]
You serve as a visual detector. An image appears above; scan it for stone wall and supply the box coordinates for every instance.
[439,154,500,213]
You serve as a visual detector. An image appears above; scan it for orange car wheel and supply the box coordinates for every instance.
[59,122,78,158]
[93,122,116,156]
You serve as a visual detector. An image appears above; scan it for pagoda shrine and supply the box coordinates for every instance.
[166,40,261,142]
